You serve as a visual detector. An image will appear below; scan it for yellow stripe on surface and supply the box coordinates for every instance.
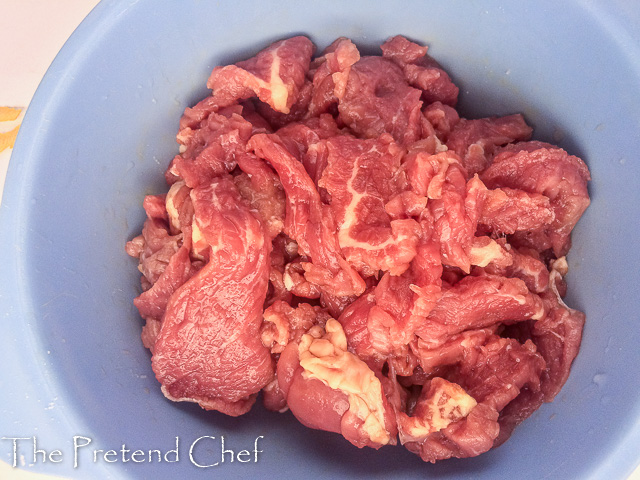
[0,125,20,153]
[0,107,22,122]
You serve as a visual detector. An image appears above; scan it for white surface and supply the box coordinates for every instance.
[0,1,638,479]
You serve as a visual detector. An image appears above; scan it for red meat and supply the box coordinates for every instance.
[338,56,423,145]
[318,133,421,276]
[446,115,533,176]
[249,132,366,298]
[381,35,459,107]
[207,36,315,113]
[126,35,591,463]
[481,141,591,255]
[151,176,274,416]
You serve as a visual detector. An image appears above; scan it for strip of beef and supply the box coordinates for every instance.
[339,234,442,375]
[207,36,315,114]
[381,35,459,107]
[308,37,361,116]
[404,149,476,272]
[274,114,342,186]
[151,176,274,416]
[233,152,286,240]
[338,56,423,145]
[249,132,366,298]
[167,105,254,188]
[481,141,591,256]
[125,194,201,351]
[478,184,555,235]
[446,115,533,176]
[415,275,545,348]
[318,133,421,277]
[400,335,545,462]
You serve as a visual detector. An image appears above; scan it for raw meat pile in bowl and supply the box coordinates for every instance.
[125,35,590,462]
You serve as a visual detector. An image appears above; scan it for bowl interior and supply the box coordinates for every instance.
[2,1,640,479]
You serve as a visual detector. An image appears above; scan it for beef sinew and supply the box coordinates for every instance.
[126,35,590,462]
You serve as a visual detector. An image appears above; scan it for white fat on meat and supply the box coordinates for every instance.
[399,377,477,444]
[468,237,512,268]
[298,319,392,445]
[165,180,187,231]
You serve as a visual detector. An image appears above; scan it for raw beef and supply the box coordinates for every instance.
[446,115,533,175]
[338,56,423,145]
[207,36,314,114]
[381,35,459,107]
[126,34,591,463]
[151,177,274,416]
[481,141,591,256]
[318,133,421,276]
[249,132,366,298]
[277,319,398,449]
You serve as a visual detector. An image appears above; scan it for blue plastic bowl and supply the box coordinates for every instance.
[1,1,639,478]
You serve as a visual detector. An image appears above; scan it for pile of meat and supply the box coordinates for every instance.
[125,35,590,462]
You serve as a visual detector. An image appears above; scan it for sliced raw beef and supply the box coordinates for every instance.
[249,132,366,298]
[381,35,459,107]
[151,176,274,416]
[478,184,555,235]
[422,101,460,141]
[207,36,315,113]
[233,152,286,239]
[415,275,545,347]
[127,35,592,464]
[338,56,423,145]
[318,133,421,276]
[126,194,202,351]
[404,149,476,272]
[261,300,330,354]
[308,37,361,116]
[167,105,254,188]
[481,141,591,255]
[446,115,533,175]
[275,114,342,185]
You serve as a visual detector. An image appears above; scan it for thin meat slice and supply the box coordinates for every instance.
[126,195,180,287]
[233,153,286,240]
[405,149,476,272]
[422,101,460,142]
[478,185,555,235]
[402,335,545,462]
[381,35,459,107]
[451,336,546,413]
[126,195,201,351]
[151,176,274,416]
[167,105,254,188]
[495,258,584,443]
[260,300,330,354]
[481,141,591,255]
[477,244,550,294]
[533,258,585,401]
[275,114,342,185]
[253,80,314,129]
[249,133,366,298]
[207,36,315,113]
[135,246,198,352]
[318,134,421,276]
[308,38,361,116]
[338,56,423,145]
[415,275,545,347]
[277,319,398,449]
[446,115,533,176]
[410,328,496,373]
